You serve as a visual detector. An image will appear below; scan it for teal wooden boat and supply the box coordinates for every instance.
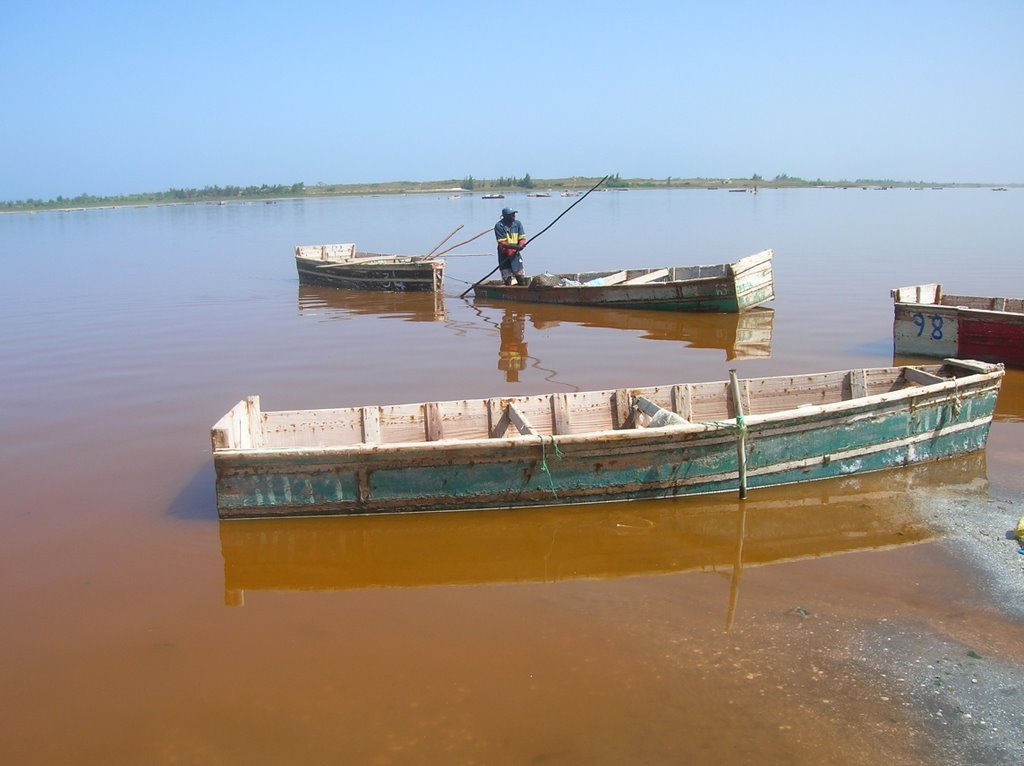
[211,359,1002,519]
[471,249,774,312]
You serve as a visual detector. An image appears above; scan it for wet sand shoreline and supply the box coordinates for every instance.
[887,490,1024,763]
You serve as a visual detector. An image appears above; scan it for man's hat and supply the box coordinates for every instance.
[501,207,517,217]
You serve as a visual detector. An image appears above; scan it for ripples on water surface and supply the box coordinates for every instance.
[1,189,1022,764]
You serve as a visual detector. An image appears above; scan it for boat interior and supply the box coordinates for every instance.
[295,243,425,265]
[526,249,772,288]
[212,361,992,452]
[548,265,730,287]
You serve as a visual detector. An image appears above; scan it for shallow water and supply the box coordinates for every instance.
[1,188,1023,764]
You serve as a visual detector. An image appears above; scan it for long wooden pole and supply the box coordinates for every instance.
[420,224,463,259]
[432,227,492,258]
[459,175,610,299]
[729,369,748,500]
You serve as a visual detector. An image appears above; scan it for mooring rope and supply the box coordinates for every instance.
[951,378,962,417]
[704,419,746,433]
[537,434,564,498]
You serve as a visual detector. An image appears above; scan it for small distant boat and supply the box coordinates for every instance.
[993,187,1008,192]
[295,243,444,292]
[448,194,461,200]
[560,191,581,197]
[892,283,1024,366]
[472,249,775,313]
[527,192,550,197]
[481,193,505,199]
[211,359,1003,519]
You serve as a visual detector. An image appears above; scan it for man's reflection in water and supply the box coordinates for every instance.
[498,310,528,382]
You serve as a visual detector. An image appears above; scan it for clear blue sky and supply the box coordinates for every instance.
[2,0,1021,201]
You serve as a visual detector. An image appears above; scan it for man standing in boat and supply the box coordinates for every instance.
[495,207,528,286]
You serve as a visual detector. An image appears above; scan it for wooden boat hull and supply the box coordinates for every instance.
[892,284,1024,366]
[295,245,444,292]
[211,360,1002,519]
[472,249,774,312]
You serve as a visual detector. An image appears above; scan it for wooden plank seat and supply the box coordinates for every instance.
[621,268,670,286]
[903,366,946,386]
[583,270,628,286]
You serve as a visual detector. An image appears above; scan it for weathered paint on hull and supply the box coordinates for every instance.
[894,304,1024,366]
[959,317,1024,367]
[214,385,998,518]
[295,258,444,292]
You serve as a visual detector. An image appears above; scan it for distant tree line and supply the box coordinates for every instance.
[2,174,976,212]
[492,174,534,189]
[1,182,306,211]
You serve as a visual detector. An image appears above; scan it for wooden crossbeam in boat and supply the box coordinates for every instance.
[506,403,538,436]
[551,393,573,435]
[584,270,628,287]
[612,390,631,428]
[848,369,868,399]
[671,384,693,421]
[486,399,507,437]
[903,366,946,386]
[425,402,443,441]
[361,406,381,443]
[621,268,670,286]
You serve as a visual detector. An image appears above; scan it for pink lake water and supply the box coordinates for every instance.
[1,188,1023,764]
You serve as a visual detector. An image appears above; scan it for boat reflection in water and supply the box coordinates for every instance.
[297,285,448,322]
[478,301,775,361]
[497,309,529,381]
[220,453,987,627]
[993,367,1024,423]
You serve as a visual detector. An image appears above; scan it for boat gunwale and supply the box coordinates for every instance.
[294,255,444,267]
[893,299,1024,320]
[477,249,773,291]
[211,364,1003,459]
[478,272,734,290]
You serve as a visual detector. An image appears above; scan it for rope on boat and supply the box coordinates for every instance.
[703,418,748,438]
[951,378,962,417]
[537,434,564,498]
